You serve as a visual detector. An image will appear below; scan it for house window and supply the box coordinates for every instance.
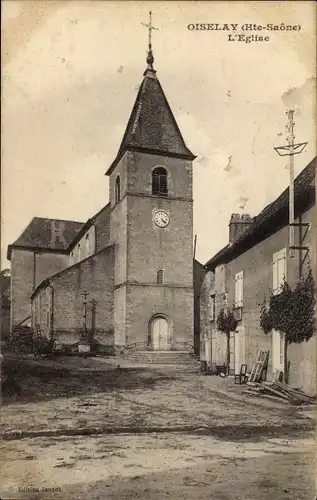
[234,271,243,307]
[152,167,168,196]
[208,294,216,321]
[157,269,164,284]
[115,175,121,203]
[273,248,287,294]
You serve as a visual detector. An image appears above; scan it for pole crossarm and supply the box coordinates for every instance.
[273,109,308,262]
[289,246,310,251]
[289,222,311,228]
[274,142,308,156]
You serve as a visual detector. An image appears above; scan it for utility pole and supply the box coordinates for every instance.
[274,110,308,260]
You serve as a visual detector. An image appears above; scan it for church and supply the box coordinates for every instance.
[7,37,204,358]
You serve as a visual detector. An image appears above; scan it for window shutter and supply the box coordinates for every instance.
[279,248,287,285]
[273,248,287,294]
[239,272,243,306]
[234,274,239,307]
[234,271,243,307]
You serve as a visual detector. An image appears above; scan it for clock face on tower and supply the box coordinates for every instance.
[153,210,170,228]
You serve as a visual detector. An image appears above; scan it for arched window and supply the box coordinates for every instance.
[85,233,90,256]
[152,167,168,196]
[115,175,121,203]
[157,269,164,284]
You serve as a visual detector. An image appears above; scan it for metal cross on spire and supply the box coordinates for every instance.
[141,11,158,70]
[142,11,158,51]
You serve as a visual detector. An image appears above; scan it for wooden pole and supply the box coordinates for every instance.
[287,110,295,258]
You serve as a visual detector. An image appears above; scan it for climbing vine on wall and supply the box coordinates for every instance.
[260,268,315,343]
[260,267,316,383]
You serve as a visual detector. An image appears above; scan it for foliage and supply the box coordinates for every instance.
[260,268,316,345]
[216,308,238,336]
[6,326,34,354]
[6,326,54,356]
[33,335,55,357]
[216,307,238,374]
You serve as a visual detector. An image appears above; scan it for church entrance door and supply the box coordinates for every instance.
[150,316,169,350]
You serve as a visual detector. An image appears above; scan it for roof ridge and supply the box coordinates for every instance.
[32,216,84,224]
[205,156,316,268]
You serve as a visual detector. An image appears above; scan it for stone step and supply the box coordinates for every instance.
[125,350,199,365]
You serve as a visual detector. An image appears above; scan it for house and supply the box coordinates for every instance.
[200,157,316,395]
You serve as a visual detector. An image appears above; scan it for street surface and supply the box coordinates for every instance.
[1,354,315,499]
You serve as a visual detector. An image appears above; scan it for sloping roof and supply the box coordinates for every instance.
[205,156,316,269]
[7,217,84,260]
[106,69,195,174]
[68,203,110,252]
[31,243,115,299]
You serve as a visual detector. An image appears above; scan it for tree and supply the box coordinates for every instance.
[216,308,238,374]
[260,268,316,384]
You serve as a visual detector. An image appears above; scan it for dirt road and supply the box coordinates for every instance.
[1,354,315,499]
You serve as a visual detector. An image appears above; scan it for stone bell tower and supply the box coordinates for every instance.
[106,12,196,356]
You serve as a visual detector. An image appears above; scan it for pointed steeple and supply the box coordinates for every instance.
[106,13,195,175]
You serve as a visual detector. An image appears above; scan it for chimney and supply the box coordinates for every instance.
[229,213,252,244]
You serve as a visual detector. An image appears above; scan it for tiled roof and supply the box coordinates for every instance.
[205,156,316,269]
[106,69,195,174]
[7,217,84,259]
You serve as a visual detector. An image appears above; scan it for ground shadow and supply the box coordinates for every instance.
[1,353,175,405]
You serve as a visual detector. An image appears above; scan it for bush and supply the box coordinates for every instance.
[6,326,34,354]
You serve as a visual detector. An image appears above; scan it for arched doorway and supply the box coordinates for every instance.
[149,315,170,350]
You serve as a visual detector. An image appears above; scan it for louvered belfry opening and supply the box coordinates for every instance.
[152,166,168,196]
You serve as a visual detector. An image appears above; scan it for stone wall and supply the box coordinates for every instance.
[32,245,115,349]
[10,248,69,330]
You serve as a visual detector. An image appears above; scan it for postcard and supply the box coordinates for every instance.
[1,1,316,499]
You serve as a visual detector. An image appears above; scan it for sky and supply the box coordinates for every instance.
[1,0,316,268]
